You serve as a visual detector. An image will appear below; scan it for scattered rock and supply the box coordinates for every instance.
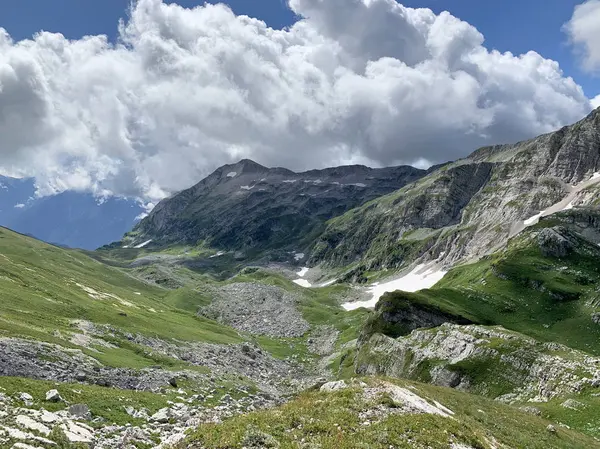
[18,393,33,405]
[150,408,170,424]
[60,421,95,443]
[12,443,46,449]
[45,390,62,403]
[199,283,310,338]
[518,406,541,416]
[546,424,557,433]
[15,415,51,436]
[69,404,91,420]
[320,380,348,392]
[561,399,585,410]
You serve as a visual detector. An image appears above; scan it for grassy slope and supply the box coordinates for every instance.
[364,225,600,355]
[0,227,242,369]
[180,377,599,449]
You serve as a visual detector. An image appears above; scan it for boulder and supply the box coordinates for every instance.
[45,389,62,403]
[320,380,348,392]
[150,408,170,423]
[69,404,91,420]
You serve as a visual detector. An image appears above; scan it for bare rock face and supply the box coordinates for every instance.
[537,227,574,258]
[359,290,473,342]
[311,108,600,271]
[355,324,600,403]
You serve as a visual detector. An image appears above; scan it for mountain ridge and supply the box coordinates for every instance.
[121,160,430,260]
[310,106,600,273]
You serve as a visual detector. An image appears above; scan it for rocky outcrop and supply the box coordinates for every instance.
[355,324,600,403]
[360,291,474,342]
[537,227,575,258]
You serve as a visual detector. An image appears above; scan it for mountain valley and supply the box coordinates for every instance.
[1,109,600,448]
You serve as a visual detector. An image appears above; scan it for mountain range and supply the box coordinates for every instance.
[0,108,600,448]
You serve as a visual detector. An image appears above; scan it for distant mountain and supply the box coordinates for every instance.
[121,159,428,259]
[0,175,144,250]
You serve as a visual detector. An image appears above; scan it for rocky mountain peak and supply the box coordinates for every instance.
[218,159,270,176]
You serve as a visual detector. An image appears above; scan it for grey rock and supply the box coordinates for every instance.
[519,406,542,416]
[18,393,32,404]
[320,380,348,392]
[311,108,600,271]
[150,408,170,423]
[199,283,310,338]
[69,404,91,420]
[537,228,574,258]
[45,389,62,403]
[355,324,600,403]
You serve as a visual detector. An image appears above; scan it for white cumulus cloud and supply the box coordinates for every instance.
[0,0,594,201]
[565,0,600,73]
[592,95,600,109]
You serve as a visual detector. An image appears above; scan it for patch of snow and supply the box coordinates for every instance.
[297,267,309,277]
[319,278,337,287]
[122,245,130,249]
[14,203,25,209]
[523,211,545,226]
[293,279,312,288]
[134,239,152,249]
[209,251,225,258]
[282,179,297,183]
[133,292,141,295]
[591,172,600,181]
[227,171,237,178]
[240,185,254,190]
[294,252,305,261]
[342,264,447,311]
[350,183,367,188]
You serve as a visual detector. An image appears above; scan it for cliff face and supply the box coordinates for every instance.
[311,108,600,271]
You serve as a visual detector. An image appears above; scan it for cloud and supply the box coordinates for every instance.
[565,0,600,73]
[0,0,594,201]
[593,95,600,109]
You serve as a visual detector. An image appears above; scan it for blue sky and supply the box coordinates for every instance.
[0,0,596,97]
